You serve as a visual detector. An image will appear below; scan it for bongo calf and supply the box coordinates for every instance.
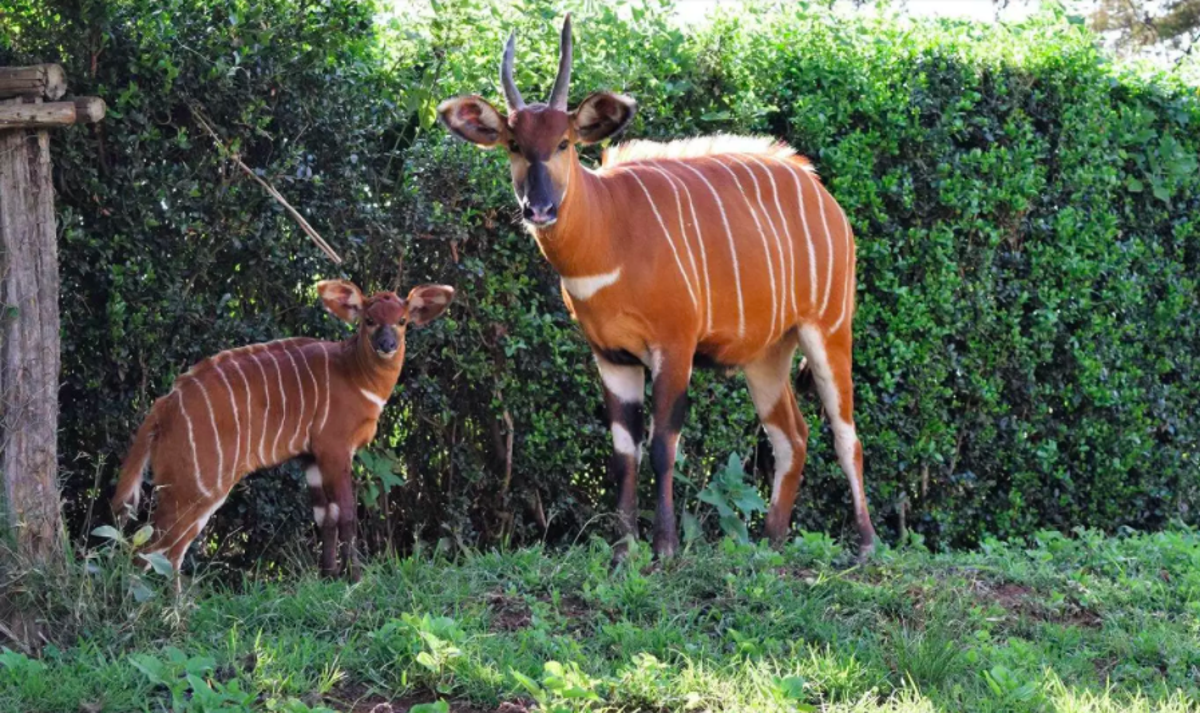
[111,280,453,580]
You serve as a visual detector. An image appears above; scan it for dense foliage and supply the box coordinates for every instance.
[2,0,1197,564]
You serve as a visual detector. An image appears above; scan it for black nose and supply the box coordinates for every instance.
[523,202,557,225]
[374,329,398,353]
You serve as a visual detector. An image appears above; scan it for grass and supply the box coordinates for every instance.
[2,526,1200,712]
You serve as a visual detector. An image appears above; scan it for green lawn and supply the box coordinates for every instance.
[3,527,1199,712]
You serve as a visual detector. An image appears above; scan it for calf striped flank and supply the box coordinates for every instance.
[111,282,454,581]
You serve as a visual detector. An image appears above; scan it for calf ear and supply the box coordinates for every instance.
[571,92,637,144]
[317,280,364,323]
[406,284,455,326]
[437,96,509,148]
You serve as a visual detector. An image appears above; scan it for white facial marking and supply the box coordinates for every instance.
[612,423,638,456]
[628,170,700,310]
[710,157,778,344]
[678,162,745,337]
[596,358,644,404]
[562,267,622,301]
[764,423,794,506]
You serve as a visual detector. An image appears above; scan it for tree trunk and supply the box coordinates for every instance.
[0,95,63,564]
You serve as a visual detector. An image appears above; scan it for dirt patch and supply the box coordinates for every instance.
[324,684,511,713]
[485,590,533,632]
[971,580,1101,628]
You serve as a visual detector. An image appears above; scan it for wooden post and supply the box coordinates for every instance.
[0,64,104,564]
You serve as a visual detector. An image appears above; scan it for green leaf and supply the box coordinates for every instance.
[91,525,123,542]
[143,552,174,577]
[409,702,449,713]
[131,525,154,547]
[1125,176,1143,192]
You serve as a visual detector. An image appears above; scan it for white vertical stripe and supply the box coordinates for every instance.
[729,156,789,337]
[193,377,224,496]
[265,350,288,460]
[637,165,702,309]
[678,162,745,338]
[709,157,779,345]
[229,359,254,471]
[828,203,854,335]
[213,364,241,490]
[280,347,306,453]
[627,170,700,311]
[747,155,799,322]
[176,388,211,498]
[808,173,835,315]
[290,343,320,451]
[251,353,271,466]
[318,344,332,434]
[645,165,713,335]
[779,161,819,310]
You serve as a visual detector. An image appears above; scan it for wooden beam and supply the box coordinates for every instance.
[73,96,106,124]
[0,101,76,129]
[0,65,67,100]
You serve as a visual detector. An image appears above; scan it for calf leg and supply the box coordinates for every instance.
[594,354,646,562]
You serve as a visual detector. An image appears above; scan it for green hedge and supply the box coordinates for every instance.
[3,0,1197,563]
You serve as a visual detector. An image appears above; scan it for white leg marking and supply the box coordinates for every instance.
[562,267,623,301]
[732,157,790,337]
[828,204,855,335]
[798,325,865,509]
[229,360,255,471]
[176,388,211,498]
[628,169,699,311]
[193,377,225,496]
[291,344,320,450]
[251,353,271,466]
[328,502,341,524]
[780,161,818,311]
[764,423,794,506]
[281,346,307,453]
[710,157,778,345]
[650,348,664,381]
[164,496,227,570]
[641,166,702,309]
[678,162,745,337]
[748,155,798,322]
[806,173,836,316]
[612,423,638,456]
[305,463,323,488]
[318,344,332,434]
[213,364,241,490]
[652,165,713,336]
[596,357,645,403]
[265,351,288,460]
[313,506,326,526]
